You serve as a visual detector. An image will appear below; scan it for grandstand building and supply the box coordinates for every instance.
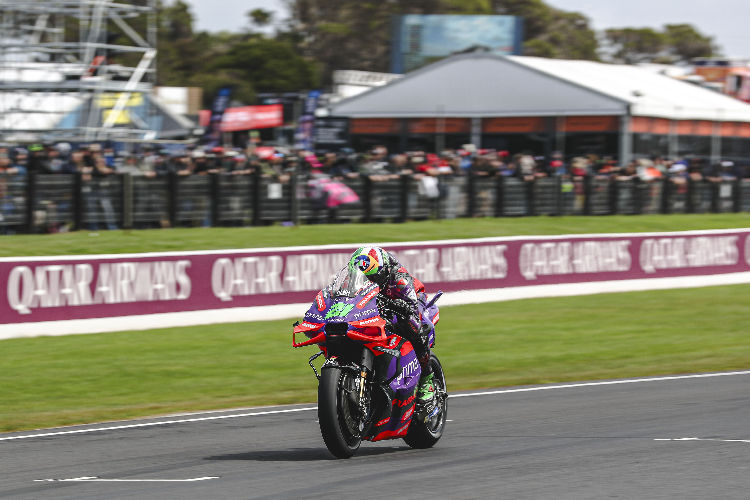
[330,52,750,164]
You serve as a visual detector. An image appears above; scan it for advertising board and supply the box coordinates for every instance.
[2,229,750,338]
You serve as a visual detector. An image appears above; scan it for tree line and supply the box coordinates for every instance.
[153,0,718,106]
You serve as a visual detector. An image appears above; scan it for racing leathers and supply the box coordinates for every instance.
[370,251,433,378]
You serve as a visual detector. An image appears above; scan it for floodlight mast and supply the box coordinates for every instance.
[0,0,158,142]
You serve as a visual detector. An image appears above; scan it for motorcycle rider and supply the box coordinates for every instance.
[349,246,436,415]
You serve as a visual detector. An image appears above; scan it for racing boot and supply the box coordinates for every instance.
[416,372,437,420]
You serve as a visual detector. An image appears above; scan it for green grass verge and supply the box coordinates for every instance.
[2,213,750,257]
[2,284,749,433]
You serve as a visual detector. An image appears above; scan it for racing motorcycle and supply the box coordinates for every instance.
[292,265,447,458]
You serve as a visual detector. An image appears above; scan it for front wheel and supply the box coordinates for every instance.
[318,366,362,458]
[403,354,448,449]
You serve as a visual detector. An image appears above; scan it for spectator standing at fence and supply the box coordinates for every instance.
[82,144,118,231]
[328,151,357,179]
[45,144,71,173]
[471,152,496,177]
[652,156,669,176]
[26,144,52,174]
[518,152,537,181]
[686,159,704,182]
[637,158,662,182]
[704,160,737,183]
[548,151,567,177]
[2,147,25,176]
[359,146,395,180]
[668,161,689,181]
[0,148,23,233]
[617,161,638,181]
[11,148,29,176]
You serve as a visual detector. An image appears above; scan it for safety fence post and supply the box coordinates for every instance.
[526,177,536,215]
[609,177,619,215]
[399,173,409,222]
[467,173,476,217]
[583,175,592,216]
[290,172,300,226]
[686,176,695,213]
[494,175,505,217]
[121,173,134,230]
[72,172,84,231]
[362,175,373,223]
[710,181,719,213]
[733,179,742,213]
[660,177,670,215]
[251,169,261,226]
[167,171,178,227]
[24,172,36,233]
[209,172,221,226]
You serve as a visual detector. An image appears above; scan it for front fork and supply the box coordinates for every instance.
[356,348,374,430]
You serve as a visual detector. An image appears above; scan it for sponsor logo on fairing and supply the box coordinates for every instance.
[353,308,378,319]
[396,358,420,384]
[316,291,326,311]
[300,322,320,329]
[357,288,379,309]
[356,316,381,325]
[325,302,354,319]
[401,405,414,421]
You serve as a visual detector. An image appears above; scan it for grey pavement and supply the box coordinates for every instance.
[1,372,749,499]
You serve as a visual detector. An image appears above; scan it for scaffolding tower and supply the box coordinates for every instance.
[0,0,162,142]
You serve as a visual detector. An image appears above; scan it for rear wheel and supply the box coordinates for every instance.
[318,366,362,458]
[403,354,447,449]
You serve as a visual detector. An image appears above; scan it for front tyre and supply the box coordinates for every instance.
[318,366,362,458]
[403,354,447,449]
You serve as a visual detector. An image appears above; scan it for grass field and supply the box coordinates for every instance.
[1,213,750,257]
[1,214,749,432]
[2,284,749,432]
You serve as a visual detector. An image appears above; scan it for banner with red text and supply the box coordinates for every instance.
[2,229,750,328]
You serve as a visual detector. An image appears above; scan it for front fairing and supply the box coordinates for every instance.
[296,266,383,341]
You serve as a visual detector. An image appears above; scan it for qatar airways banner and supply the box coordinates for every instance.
[2,229,750,331]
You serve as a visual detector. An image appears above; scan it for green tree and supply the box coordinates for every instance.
[664,23,717,63]
[525,10,598,60]
[211,37,318,95]
[603,27,666,64]
[156,0,202,86]
[602,24,718,64]
[248,8,273,27]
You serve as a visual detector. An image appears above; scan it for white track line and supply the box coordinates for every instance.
[450,370,750,398]
[34,476,219,482]
[655,437,750,444]
[3,371,750,442]
[0,407,316,442]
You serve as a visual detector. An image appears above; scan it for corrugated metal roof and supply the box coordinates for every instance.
[510,56,750,121]
[331,52,750,122]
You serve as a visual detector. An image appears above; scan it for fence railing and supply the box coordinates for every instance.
[1,172,748,233]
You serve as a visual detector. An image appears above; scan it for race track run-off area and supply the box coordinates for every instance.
[2,371,749,499]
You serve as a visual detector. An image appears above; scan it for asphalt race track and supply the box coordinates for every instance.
[2,371,749,499]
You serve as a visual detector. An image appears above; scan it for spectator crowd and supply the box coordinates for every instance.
[2,142,748,183]
[1,140,749,233]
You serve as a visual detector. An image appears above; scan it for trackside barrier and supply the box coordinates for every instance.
[2,228,750,339]
[2,173,750,233]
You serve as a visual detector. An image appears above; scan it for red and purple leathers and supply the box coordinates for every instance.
[370,251,432,373]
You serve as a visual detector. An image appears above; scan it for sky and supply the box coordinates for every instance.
[186,0,750,58]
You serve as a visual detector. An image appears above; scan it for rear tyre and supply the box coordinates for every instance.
[318,366,362,458]
[403,354,447,449]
